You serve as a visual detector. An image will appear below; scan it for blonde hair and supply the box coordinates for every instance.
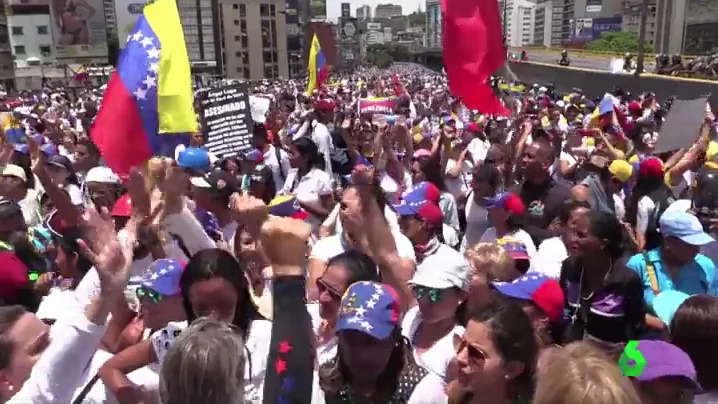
[532,342,641,404]
[159,317,246,404]
[464,242,514,281]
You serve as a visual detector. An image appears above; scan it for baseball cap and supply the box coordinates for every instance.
[659,210,714,246]
[633,340,702,393]
[0,251,29,302]
[484,192,525,216]
[638,157,664,179]
[190,170,239,199]
[393,181,443,226]
[408,255,471,290]
[242,149,264,164]
[111,194,133,218]
[500,240,531,260]
[1,164,27,182]
[0,199,22,221]
[45,154,73,172]
[177,147,211,173]
[140,258,185,296]
[268,195,309,220]
[85,166,120,184]
[652,290,691,328]
[608,159,633,183]
[336,281,401,340]
[492,273,564,322]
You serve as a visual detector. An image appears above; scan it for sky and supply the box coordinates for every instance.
[326,0,423,20]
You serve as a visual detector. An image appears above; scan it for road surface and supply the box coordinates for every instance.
[512,49,655,71]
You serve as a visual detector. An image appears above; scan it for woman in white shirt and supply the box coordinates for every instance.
[460,164,500,252]
[44,155,83,206]
[0,203,132,404]
[96,249,272,403]
[480,192,537,260]
[308,250,381,366]
[284,137,334,237]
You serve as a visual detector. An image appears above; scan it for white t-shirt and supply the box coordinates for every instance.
[307,303,337,366]
[311,227,417,264]
[444,158,473,199]
[150,319,273,403]
[311,121,335,177]
[467,138,490,163]
[379,170,412,203]
[324,203,400,235]
[19,188,40,226]
[439,192,460,232]
[533,236,568,279]
[66,183,83,206]
[401,306,461,382]
[288,167,333,235]
[694,392,718,404]
[460,193,489,252]
[71,350,160,403]
[262,144,291,192]
[636,196,656,235]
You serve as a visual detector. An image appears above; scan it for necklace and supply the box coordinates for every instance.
[571,258,613,323]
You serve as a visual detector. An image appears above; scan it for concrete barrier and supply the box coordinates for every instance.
[508,61,718,103]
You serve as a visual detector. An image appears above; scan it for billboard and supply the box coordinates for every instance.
[341,2,350,18]
[116,1,150,49]
[49,0,108,62]
[586,0,601,13]
[569,17,621,43]
[310,0,326,20]
[285,0,301,53]
[367,22,382,31]
[340,18,357,42]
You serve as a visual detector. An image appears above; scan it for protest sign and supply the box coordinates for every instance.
[199,83,253,159]
[357,97,397,115]
[655,96,709,153]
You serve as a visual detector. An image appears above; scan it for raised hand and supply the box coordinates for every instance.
[260,216,311,276]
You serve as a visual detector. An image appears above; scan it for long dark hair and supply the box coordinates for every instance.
[464,301,537,402]
[179,248,263,338]
[625,174,673,228]
[326,250,382,284]
[318,328,414,402]
[670,295,718,392]
[293,137,325,171]
[415,155,448,192]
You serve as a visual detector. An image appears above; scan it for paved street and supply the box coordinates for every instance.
[511,49,655,71]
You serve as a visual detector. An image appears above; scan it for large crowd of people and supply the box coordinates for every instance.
[0,62,715,404]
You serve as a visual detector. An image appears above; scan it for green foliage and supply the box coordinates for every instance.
[367,43,411,68]
[585,31,655,54]
[408,11,426,27]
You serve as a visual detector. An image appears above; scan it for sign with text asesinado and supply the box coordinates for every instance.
[199,83,253,159]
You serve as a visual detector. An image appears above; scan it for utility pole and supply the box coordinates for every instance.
[635,0,649,76]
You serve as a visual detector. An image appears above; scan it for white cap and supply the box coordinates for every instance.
[1,164,27,182]
[85,166,120,184]
[408,254,471,290]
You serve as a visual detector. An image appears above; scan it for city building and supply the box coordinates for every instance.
[622,0,658,49]
[7,14,53,65]
[561,0,623,42]
[221,0,288,80]
[103,0,117,39]
[179,0,222,74]
[534,0,563,47]
[425,0,441,48]
[682,0,718,54]
[356,4,372,20]
[375,3,402,19]
[499,0,536,47]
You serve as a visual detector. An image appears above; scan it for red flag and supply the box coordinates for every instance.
[441,0,509,116]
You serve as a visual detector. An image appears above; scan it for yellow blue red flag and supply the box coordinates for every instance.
[306,34,328,96]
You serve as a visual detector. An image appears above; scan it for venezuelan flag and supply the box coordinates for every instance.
[1,113,24,144]
[306,34,328,96]
[90,0,197,175]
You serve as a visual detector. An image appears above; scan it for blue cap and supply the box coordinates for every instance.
[193,208,222,241]
[336,281,401,340]
[393,182,443,225]
[177,147,211,172]
[659,210,714,246]
[652,290,691,328]
[140,258,185,296]
[242,148,264,164]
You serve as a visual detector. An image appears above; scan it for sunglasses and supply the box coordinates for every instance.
[412,285,444,303]
[136,287,163,304]
[453,334,489,364]
[316,278,342,299]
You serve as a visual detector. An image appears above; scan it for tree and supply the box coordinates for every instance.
[408,11,426,28]
[585,31,655,54]
[366,43,411,68]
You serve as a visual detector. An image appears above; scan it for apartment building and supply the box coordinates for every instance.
[534,0,564,47]
[375,3,402,19]
[221,0,288,80]
[425,0,441,48]
[357,4,372,20]
[499,0,537,47]
[179,0,222,73]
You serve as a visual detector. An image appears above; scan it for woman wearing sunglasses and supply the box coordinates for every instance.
[401,255,470,382]
[318,281,448,403]
[310,250,381,367]
[98,249,271,404]
[447,301,537,404]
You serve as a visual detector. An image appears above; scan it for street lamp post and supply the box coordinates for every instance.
[635,0,649,76]
[502,0,508,44]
